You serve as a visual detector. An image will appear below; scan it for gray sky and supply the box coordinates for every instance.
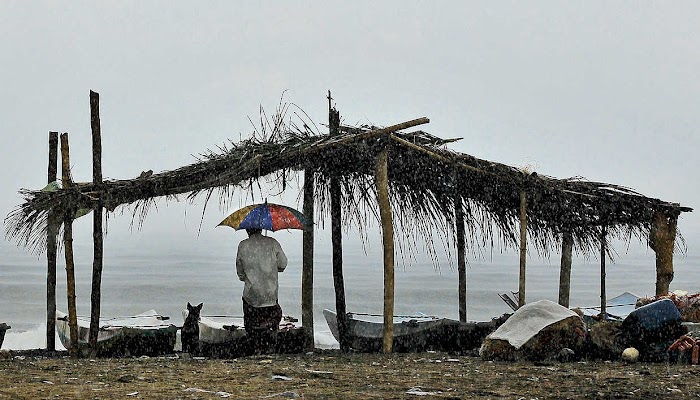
[2,1,698,255]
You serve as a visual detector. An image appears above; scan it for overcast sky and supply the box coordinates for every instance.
[2,1,698,256]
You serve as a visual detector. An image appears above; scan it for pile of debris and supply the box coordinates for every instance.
[480,292,700,364]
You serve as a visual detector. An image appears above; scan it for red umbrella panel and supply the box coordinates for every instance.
[218,203,311,231]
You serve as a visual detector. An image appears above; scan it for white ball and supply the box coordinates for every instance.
[621,347,640,362]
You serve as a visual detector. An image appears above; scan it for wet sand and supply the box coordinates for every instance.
[1,350,699,399]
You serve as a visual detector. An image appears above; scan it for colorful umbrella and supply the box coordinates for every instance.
[218,202,311,231]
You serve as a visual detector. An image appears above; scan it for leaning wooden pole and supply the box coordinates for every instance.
[46,131,59,351]
[328,99,349,352]
[301,168,315,350]
[375,145,395,353]
[60,133,78,356]
[518,190,527,307]
[455,195,467,322]
[88,90,104,350]
[558,231,573,308]
[600,225,607,319]
[650,210,678,296]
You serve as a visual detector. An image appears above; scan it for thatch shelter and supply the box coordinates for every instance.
[4,91,692,355]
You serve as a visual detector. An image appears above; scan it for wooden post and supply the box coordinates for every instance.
[301,168,315,350]
[60,133,78,356]
[649,210,677,296]
[455,195,467,322]
[89,90,104,350]
[46,131,59,351]
[376,146,395,353]
[330,175,348,352]
[518,190,527,307]
[328,98,349,352]
[600,225,607,319]
[558,231,573,308]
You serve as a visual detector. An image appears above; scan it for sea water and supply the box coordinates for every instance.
[2,229,698,351]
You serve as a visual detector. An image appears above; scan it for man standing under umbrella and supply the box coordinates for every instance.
[236,228,288,354]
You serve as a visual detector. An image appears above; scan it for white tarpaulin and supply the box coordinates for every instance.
[488,299,580,349]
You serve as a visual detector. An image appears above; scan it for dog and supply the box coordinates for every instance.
[181,302,203,355]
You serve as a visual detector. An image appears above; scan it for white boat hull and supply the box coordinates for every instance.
[56,310,177,356]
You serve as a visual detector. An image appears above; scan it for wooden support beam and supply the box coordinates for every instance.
[650,210,678,296]
[60,132,78,357]
[455,196,467,322]
[46,131,58,351]
[600,225,607,320]
[328,98,349,352]
[518,191,527,307]
[89,90,104,351]
[558,231,573,308]
[376,146,395,353]
[330,175,348,352]
[301,168,315,351]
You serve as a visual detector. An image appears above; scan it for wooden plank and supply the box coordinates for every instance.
[518,191,527,307]
[89,90,104,350]
[60,132,78,357]
[46,131,58,351]
[375,147,395,353]
[301,168,315,350]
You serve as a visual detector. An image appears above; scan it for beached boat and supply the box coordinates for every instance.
[0,323,9,349]
[322,309,507,353]
[56,310,177,356]
[574,291,640,321]
[181,310,305,358]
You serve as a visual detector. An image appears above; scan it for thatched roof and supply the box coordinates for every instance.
[4,103,692,258]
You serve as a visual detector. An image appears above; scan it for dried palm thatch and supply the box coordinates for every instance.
[4,101,692,261]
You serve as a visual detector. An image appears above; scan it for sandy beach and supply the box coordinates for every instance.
[0,350,698,399]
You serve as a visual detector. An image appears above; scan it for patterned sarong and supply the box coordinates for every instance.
[242,298,282,333]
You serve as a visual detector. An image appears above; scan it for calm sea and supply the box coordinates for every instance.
[2,229,698,350]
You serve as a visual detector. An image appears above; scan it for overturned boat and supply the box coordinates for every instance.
[322,309,508,353]
[56,310,177,357]
[574,291,641,321]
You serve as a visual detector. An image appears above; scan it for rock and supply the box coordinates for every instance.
[588,321,628,360]
[621,347,640,363]
[480,300,586,361]
[557,348,576,363]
